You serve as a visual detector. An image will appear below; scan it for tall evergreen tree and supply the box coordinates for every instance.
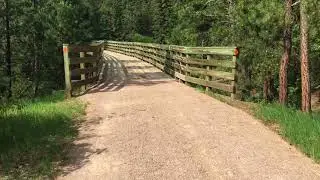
[4,0,12,98]
[300,0,311,112]
[279,0,293,105]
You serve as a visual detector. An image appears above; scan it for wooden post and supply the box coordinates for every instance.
[93,46,101,78]
[173,51,177,81]
[128,45,130,56]
[80,52,86,92]
[152,48,156,65]
[185,54,190,86]
[231,48,239,99]
[206,55,212,93]
[133,44,136,57]
[63,44,71,99]
[164,49,168,68]
[93,62,97,78]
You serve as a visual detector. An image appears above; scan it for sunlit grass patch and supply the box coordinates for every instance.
[256,103,320,162]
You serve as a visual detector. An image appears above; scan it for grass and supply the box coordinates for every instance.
[255,103,320,162]
[0,91,86,179]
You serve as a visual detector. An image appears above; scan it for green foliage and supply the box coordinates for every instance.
[131,33,154,43]
[0,91,85,179]
[151,0,175,44]
[256,103,320,161]
[1,0,319,106]
[309,1,320,90]
[168,0,318,106]
[0,0,109,101]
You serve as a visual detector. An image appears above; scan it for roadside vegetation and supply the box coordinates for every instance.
[255,103,320,162]
[0,91,85,179]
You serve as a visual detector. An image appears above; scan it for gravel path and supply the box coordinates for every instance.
[59,51,320,180]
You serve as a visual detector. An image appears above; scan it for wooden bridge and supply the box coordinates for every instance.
[59,41,320,179]
[63,41,239,99]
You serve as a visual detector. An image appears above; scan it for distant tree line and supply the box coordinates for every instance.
[1,0,319,111]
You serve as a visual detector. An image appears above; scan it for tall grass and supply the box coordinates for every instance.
[256,103,320,162]
[0,91,85,179]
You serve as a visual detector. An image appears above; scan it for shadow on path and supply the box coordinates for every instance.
[59,51,173,178]
[88,52,172,94]
[59,115,109,177]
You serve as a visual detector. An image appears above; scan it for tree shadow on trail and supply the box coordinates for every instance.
[58,115,109,177]
[59,141,108,178]
[87,53,172,94]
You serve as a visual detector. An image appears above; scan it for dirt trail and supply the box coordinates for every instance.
[59,51,320,180]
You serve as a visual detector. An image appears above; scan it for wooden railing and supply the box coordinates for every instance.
[106,41,239,98]
[63,41,104,98]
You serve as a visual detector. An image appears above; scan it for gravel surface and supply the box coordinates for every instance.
[59,51,320,180]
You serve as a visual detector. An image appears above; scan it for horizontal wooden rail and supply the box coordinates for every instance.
[71,66,99,76]
[106,41,239,98]
[63,41,105,98]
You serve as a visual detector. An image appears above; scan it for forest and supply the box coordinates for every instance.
[1,0,320,178]
[1,0,320,111]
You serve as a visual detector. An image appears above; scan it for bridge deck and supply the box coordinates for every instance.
[59,51,320,179]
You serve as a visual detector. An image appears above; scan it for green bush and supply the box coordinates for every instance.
[131,33,154,43]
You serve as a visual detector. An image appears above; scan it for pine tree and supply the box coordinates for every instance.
[300,0,311,112]
[279,0,293,105]
[4,0,12,98]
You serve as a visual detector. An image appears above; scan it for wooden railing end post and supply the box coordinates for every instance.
[63,44,72,99]
[231,47,240,100]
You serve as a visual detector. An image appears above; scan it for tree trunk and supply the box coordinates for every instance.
[300,0,311,112]
[279,0,293,105]
[32,0,41,97]
[292,47,300,85]
[33,34,40,97]
[263,77,269,101]
[5,0,12,99]
[33,12,39,96]
[263,72,275,102]
[270,75,276,100]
